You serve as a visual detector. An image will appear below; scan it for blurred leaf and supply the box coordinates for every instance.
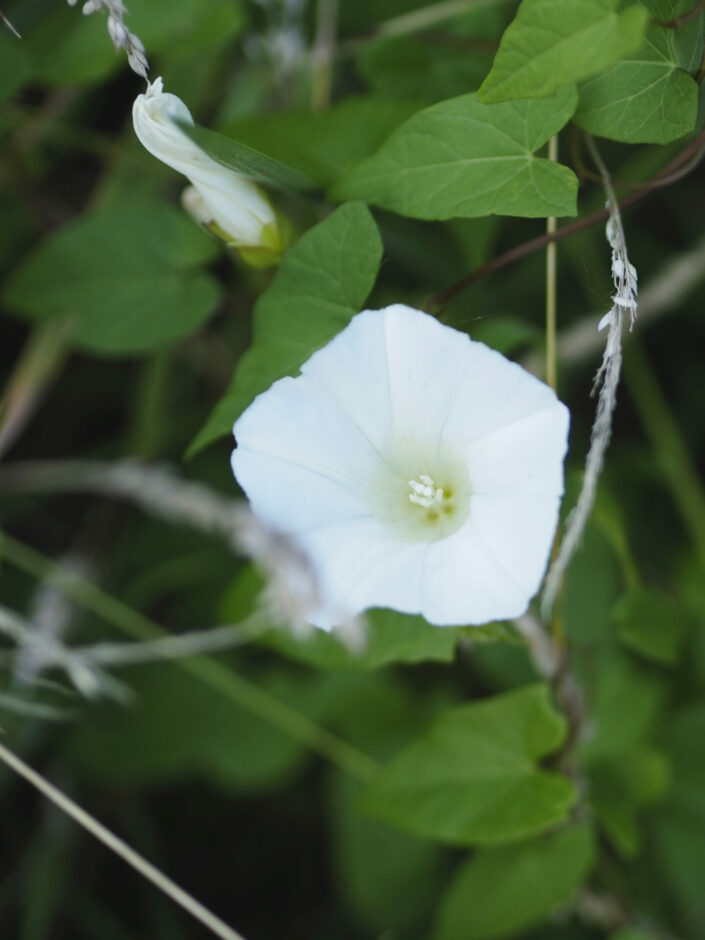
[434,824,594,940]
[332,87,579,219]
[4,200,221,355]
[641,0,700,25]
[21,812,72,940]
[664,702,705,817]
[190,201,382,453]
[478,0,648,103]
[589,745,671,857]
[580,652,665,761]
[575,23,700,144]
[609,930,653,940]
[361,684,576,845]
[652,805,705,935]
[327,772,446,933]
[221,565,463,668]
[264,615,511,672]
[266,610,463,669]
[356,34,493,102]
[219,96,422,186]
[65,662,330,791]
[562,518,624,645]
[0,35,30,98]
[612,587,687,665]
[179,122,319,193]
[128,0,244,58]
[22,0,244,85]
[468,316,541,355]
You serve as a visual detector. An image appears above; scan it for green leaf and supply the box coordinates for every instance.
[361,684,577,846]
[612,587,687,665]
[575,23,700,143]
[219,97,422,187]
[641,0,698,20]
[579,652,664,761]
[4,200,221,356]
[332,87,579,220]
[267,610,463,669]
[189,201,382,454]
[434,824,594,940]
[221,565,461,669]
[478,0,648,103]
[178,122,319,193]
[328,773,445,932]
[589,745,671,857]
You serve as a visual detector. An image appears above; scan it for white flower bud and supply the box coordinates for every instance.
[133,78,285,263]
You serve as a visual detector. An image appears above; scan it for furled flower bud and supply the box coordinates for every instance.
[133,78,286,266]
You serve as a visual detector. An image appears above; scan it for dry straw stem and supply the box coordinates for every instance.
[66,0,149,78]
[542,135,638,618]
[0,8,21,37]
[0,532,380,782]
[525,234,705,373]
[0,739,248,940]
[0,459,364,640]
[1,594,263,700]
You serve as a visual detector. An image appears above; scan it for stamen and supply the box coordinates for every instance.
[408,474,445,509]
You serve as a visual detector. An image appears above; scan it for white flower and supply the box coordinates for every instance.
[133,78,285,263]
[231,305,570,629]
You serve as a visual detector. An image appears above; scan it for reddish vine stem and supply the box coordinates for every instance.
[652,0,705,29]
[431,126,705,312]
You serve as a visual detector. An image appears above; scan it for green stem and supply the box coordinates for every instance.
[377,0,500,38]
[624,340,705,566]
[126,351,171,458]
[545,135,558,391]
[0,533,380,782]
[311,0,338,111]
[0,320,72,459]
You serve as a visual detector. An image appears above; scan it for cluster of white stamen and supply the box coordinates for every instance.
[408,474,445,510]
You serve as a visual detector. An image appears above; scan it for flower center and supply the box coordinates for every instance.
[408,474,445,510]
[369,441,471,543]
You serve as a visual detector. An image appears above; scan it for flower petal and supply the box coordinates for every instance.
[468,493,561,596]
[441,340,565,447]
[233,374,382,530]
[299,519,429,628]
[420,522,531,625]
[301,305,475,454]
[466,402,570,497]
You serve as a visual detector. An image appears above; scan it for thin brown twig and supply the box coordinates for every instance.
[431,126,705,311]
[651,0,705,29]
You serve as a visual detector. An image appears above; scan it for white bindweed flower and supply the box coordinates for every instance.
[231,305,570,629]
[133,78,286,265]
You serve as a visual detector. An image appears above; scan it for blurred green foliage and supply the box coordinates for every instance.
[1,0,704,938]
